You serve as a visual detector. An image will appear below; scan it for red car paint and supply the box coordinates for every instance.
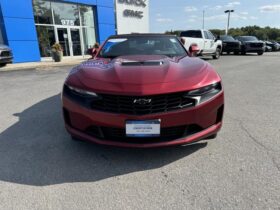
[62,34,224,148]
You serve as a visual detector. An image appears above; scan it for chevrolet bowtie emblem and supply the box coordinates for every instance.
[133,98,152,105]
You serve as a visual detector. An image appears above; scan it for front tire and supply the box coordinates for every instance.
[71,135,83,142]
[213,48,221,59]
[257,51,263,56]
[0,63,7,67]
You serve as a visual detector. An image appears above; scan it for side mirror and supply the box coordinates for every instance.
[87,47,93,55]
[189,44,200,57]
[215,35,220,42]
[92,50,98,57]
[180,37,186,45]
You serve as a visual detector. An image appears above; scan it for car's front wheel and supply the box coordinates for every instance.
[213,48,221,59]
[0,63,7,67]
[71,135,83,142]
[257,51,264,56]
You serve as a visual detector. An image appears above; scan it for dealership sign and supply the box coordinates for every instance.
[118,0,146,19]
[118,0,146,7]
[116,0,149,34]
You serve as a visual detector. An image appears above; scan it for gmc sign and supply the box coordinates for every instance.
[118,0,147,7]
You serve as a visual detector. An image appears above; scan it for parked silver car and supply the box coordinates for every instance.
[0,44,13,67]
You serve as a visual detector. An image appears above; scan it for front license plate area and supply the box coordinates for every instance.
[126,120,161,137]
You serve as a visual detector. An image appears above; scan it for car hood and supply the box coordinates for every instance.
[223,40,239,43]
[0,44,10,50]
[243,41,263,44]
[67,55,220,95]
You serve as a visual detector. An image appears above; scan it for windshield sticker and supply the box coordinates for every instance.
[107,38,128,43]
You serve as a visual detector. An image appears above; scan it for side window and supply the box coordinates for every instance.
[207,31,215,40]
[203,31,209,39]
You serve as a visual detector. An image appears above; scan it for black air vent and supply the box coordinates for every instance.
[121,61,164,66]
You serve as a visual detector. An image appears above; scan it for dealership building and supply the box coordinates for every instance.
[0,0,149,63]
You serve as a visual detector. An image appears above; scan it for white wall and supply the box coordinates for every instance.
[115,0,149,34]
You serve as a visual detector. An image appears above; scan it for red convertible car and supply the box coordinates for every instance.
[62,34,224,148]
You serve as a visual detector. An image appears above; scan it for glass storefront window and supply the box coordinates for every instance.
[0,27,4,44]
[82,27,96,52]
[52,2,80,26]
[36,26,56,57]
[33,0,97,57]
[33,0,53,24]
[80,6,95,27]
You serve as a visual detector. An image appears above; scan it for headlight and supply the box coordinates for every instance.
[65,84,98,97]
[184,82,222,105]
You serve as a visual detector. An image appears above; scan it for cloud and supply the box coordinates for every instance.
[214,5,222,10]
[187,19,196,23]
[184,6,198,12]
[156,18,173,23]
[205,14,226,21]
[226,1,241,8]
[205,12,251,22]
[156,13,161,17]
[259,5,280,13]
[240,12,249,15]
[249,16,258,20]
[209,5,222,10]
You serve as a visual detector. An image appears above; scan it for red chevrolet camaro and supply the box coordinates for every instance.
[62,34,224,148]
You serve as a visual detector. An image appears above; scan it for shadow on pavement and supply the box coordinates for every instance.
[0,95,207,186]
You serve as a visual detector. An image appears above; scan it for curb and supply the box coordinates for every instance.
[0,59,89,72]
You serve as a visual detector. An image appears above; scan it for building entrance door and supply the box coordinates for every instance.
[56,27,82,57]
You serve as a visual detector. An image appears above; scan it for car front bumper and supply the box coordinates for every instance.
[62,92,224,148]
[0,56,13,64]
[244,46,264,53]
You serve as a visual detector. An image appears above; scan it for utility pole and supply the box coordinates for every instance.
[224,10,234,35]
[202,10,205,29]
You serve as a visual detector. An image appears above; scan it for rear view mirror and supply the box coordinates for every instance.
[189,44,200,57]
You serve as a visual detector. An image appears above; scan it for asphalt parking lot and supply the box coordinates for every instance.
[0,52,279,210]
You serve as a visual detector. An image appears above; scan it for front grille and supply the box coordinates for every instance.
[91,93,196,115]
[250,43,263,48]
[0,51,11,57]
[63,85,196,115]
[85,124,203,144]
[226,42,239,47]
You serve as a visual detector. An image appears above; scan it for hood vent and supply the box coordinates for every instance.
[121,61,164,66]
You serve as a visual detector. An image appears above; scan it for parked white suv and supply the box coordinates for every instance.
[180,30,222,59]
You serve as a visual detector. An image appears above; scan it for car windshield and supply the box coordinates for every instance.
[220,35,235,41]
[98,36,187,59]
[237,36,258,41]
[180,30,202,38]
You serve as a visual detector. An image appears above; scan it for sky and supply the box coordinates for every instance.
[149,0,280,32]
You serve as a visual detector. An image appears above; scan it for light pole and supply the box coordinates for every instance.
[202,10,205,29]
[224,10,234,35]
